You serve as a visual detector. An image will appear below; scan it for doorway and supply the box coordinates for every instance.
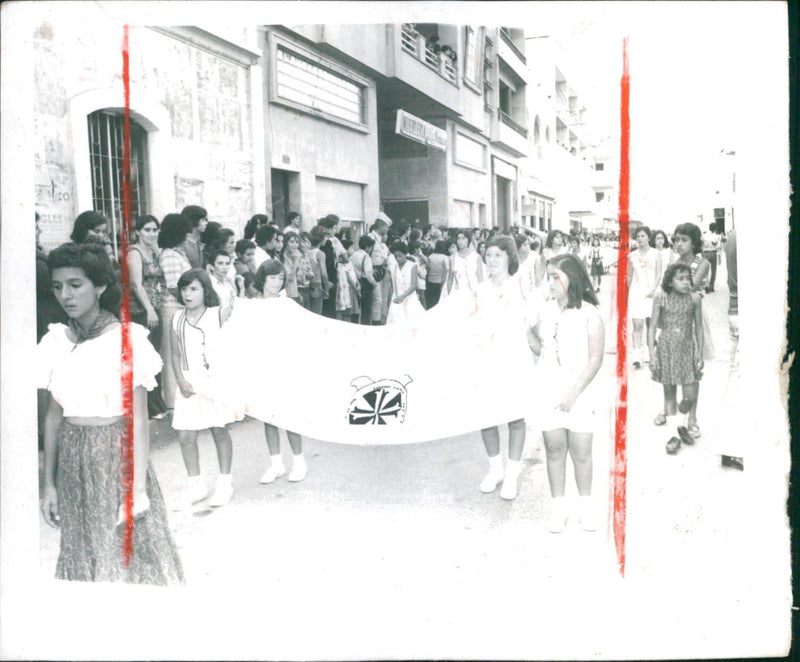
[271,168,301,229]
[382,199,429,227]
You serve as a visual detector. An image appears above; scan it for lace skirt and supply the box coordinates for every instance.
[55,420,184,585]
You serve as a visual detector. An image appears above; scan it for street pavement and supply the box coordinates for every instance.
[38,258,766,659]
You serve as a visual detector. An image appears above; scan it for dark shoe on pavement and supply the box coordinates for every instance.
[665,437,681,455]
[677,425,695,446]
[721,455,744,470]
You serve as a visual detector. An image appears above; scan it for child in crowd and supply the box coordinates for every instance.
[666,222,712,439]
[208,249,237,310]
[531,253,604,532]
[410,240,429,309]
[589,235,604,292]
[306,227,330,315]
[170,269,240,508]
[387,240,425,323]
[335,247,360,322]
[649,262,704,454]
[234,239,256,276]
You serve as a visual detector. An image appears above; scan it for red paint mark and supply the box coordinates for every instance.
[119,24,135,566]
[612,37,631,577]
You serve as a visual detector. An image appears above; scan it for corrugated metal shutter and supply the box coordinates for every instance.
[316,177,364,222]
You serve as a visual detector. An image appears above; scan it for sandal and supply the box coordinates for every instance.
[654,411,667,426]
[678,397,694,414]
[665,437,681,455]
[688,423,701,438]
[677,426,695,447]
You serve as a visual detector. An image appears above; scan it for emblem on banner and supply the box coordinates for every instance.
[347,375,413,425]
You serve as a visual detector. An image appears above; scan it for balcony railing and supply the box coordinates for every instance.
[400,24,458,85]
[499,108,528,137]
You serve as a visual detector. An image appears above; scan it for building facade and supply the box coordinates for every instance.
[521,36,598,235]
[35,21,529,248]
[34,18,266,250]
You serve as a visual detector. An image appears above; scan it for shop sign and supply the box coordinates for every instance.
[395,109,447,151]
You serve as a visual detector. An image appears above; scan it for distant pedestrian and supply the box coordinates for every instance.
[425,240,449,308]
[653,230,675,288]
[180,205,208,269]
[351,234,377,325]
[306,227,330,315]
[627,226,661,368]
[648,262,704,454]
[128,214,168,419]
[701,222,721,293]
[589,235,604,292]
[158,213,193,409]
[233,239,256,277]
[69,210,109,244]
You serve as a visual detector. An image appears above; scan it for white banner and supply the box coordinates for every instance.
[395,109,447,152]
[210,290,537,445]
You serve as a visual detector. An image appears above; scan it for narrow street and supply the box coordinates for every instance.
[36,257,762,658]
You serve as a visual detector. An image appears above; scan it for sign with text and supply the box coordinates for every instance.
[395,109,447,152]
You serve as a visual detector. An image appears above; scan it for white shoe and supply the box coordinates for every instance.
[499,460,521,500]
[479,470,504,493]
[260,464,286,484]
[187,477,208,504]
[546,499,568,533]
[208,481,234,507]
[499,478,518,500]
[287,458,307,482]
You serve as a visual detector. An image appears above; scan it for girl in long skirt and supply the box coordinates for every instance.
[39,242,183,585]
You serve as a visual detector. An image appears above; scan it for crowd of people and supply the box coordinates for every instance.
[35,203,734,585]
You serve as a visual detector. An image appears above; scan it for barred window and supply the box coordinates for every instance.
[88,110,149,246]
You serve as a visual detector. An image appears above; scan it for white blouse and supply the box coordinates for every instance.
[37,323,162,417]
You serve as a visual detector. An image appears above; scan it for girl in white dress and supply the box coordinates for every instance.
[171,268,241,508]
[447,229,483,294]
[475,236,539,500]
[531,253,605,532]
[386,240,425,324]
[627,226,662,368]
[653,229,675,287]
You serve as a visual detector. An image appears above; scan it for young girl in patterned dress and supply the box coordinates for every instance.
[648,263,704,454]
[171,269,241,508]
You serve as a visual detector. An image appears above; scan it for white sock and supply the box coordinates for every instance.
[216,473,232,488]
[504,459,522,480]
[488,454,503,475]
[187,474,204,489]
[292,453,306,467]
[270,454,284,471]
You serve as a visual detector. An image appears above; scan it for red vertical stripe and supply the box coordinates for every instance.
[120,24,135,566]
[613,37,631,577]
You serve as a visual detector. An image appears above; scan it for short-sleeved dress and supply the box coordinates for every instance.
[37,322,184,585]
[171,307,243,430]
[387,260,425,324]
[629,247,659,319]
[652,290,700,386]
[536,300,603,434]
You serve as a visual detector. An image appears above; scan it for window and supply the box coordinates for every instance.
[463,26,485,88]
[596,191,605,202]
[595,162,605,171]
[499,80,511,115]
[276,46,366,126]
[88,110,149,244]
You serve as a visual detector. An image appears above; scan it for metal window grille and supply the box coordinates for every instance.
[88,110,149,257]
